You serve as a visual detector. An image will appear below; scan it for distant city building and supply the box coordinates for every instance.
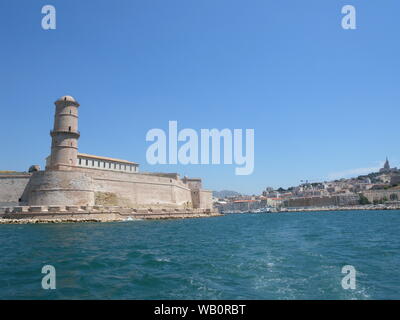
[266,198,283,208]
[380,157,398,173]
[390,175,400,186]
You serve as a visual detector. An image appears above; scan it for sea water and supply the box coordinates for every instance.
[0,210,399,299]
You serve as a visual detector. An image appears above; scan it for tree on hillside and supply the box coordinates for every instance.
[359,194,370,205]
[390,193,398,201]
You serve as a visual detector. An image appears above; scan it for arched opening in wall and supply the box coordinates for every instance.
[68,126,71,132]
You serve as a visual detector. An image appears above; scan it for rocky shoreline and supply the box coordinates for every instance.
[224,204,400,214]
[280,204,400,213]
[0,205,222,224]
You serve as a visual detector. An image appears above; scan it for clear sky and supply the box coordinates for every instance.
[0,0,399,194]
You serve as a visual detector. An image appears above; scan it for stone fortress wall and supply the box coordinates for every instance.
[21,170,95,207]
[1,163,212,210]
[0,174,31,207]
[19,167,211,209]
[283,194,360,208]
[73,166,196,208]
[362,189,400,203]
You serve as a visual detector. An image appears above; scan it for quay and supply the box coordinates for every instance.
[0,205,221,224]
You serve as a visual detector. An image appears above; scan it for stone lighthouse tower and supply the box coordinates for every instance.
[47,95,80,170]
[25,95,94,206]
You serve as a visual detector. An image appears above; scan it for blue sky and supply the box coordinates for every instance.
[0,0,399,194]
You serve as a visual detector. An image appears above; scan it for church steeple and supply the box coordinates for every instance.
[384,157,390,170]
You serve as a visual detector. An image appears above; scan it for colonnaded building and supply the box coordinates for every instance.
[0,96,213,214]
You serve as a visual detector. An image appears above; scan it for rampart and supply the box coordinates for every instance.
[78,167,194,208]
[2,167,212,210]
[362,189,400,203]
[283,194,359,208]
[0,174,31,206]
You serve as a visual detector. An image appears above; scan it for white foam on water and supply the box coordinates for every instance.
[156,257,171,262]
[123,216,143,221]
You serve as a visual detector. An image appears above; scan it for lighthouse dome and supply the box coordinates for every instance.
[55,95,79,105]
[57,95,76,102]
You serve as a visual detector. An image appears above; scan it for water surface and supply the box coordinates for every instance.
[1,210,399,299]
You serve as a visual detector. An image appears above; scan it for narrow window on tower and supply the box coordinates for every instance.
[68,126,71,132]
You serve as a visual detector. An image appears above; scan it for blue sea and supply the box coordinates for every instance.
[0,210,399,299]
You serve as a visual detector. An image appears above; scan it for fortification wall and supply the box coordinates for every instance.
[13,167,210,209]
[199,190,213,210]
[25,170,95,206]
[0,175,31,206]
[283,194,359,208]
[191,189,213,209]
[363,189,400,202]
[74,167,193,208]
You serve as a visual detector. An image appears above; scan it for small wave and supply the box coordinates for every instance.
[155,257,171,262]
[123,217,142,222]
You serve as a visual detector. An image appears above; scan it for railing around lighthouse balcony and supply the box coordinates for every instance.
[50,129,80,138]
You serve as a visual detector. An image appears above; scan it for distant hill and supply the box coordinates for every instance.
[213,190,242,198]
